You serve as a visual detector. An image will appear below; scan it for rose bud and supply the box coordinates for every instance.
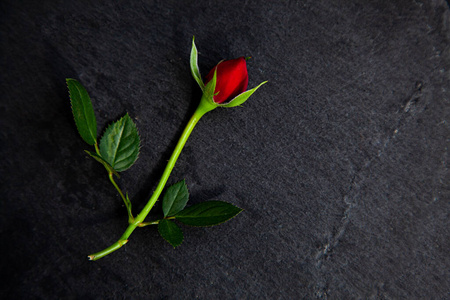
[204,57,249,104]
[190,37,267,114]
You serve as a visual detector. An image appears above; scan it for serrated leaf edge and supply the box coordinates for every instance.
[66,78,98,145]
[99,113,141,172]
[175,201,244,227]
[163,179,190,217]
[158,219,184,248]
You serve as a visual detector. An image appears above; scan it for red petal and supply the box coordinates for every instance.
[205,57,249,103]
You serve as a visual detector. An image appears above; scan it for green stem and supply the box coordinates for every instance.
[94,142,100,155]
[88,95,216,261]
[87,239,128,261]
[137,220,159,227]
[108,172,134,223]
[94,140,134,223]
[138,216,175,227]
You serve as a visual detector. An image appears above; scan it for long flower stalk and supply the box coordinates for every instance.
[88,95,216,260]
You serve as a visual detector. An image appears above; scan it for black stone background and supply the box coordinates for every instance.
[1,0,449,299]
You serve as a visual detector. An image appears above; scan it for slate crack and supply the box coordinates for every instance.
[377,81,424,160]
[313,81,426,299]
[313,172,357,299]
[315,173,357,269]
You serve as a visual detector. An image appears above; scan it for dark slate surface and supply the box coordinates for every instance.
[1,1,449,299]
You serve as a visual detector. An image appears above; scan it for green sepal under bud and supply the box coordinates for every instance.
[203,65,218,105]
[220,81,268,108]
[192,66,219,117]
[190,36,205,91]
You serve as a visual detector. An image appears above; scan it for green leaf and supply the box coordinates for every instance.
[221,81,268,108]
[66,78,98,145]
[84,150,120,178]
[162,180,189,217]
[99,113,140,172]
[158,219,183,248]
[190,36,204,91]
[175,201,243,227]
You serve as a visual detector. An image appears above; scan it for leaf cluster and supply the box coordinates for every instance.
[67,78,242,249]
[158,180,242,247]
[66,78,140,174]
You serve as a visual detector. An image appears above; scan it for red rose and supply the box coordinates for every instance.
[190,37,266,112]
[204,57,249,104]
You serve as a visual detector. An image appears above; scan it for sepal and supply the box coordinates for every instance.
[194,66,220,116]
[220,81,268,108]
[203,65,218,104]
[190,36,205,91]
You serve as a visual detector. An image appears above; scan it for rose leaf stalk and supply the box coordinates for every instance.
[88,37,266,260]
